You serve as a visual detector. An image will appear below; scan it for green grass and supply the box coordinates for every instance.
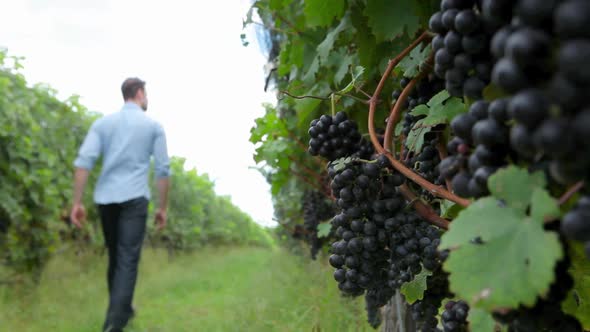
[0,246,373,332]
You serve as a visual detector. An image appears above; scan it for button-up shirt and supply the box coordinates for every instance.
[74,102,170,204]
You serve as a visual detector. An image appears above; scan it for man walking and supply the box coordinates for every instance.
[70,77,170,332]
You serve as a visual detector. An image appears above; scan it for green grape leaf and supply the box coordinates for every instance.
[439,199,464,219]
[330,156,356,172]
[268,0,289,10]
[440,167,564,310]
[303,56,321,84]
[488,167,546,214]
[304,0,346,27]
[337,66,365,95]
[401,268,433,304]
[562,241,590,329]
[278,38,304,77]
[468,308,498,332]
[405,91,467,152]
[333,52,354,86]
[405,119,430,153]
[317,15,351,64]
[249,105,288,144]
[364,0,420,42]
[410,104,430,116]
[396,44,431,78]
[317,223,332,238]
[530,188,561,222]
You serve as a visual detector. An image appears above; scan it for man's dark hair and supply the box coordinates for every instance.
[121,77,146,100]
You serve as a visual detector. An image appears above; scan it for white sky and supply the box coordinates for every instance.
[0,0,278,227]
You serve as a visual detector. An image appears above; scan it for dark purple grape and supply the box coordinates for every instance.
[446,67,466,85]
[533,119,575,158]
[454,53,474,72]
[508,89,549,129]
[555,0,590,39]
[463,76,486,99]
[561,209,590,242]
[334,269,346,282]
[488,98,509,123]
[468,178,489,197]
[452,171,472,197]
[510,124,536,159]
[558,40,590,84]
[474,166,496,186]
[455,9,479,34]
[329,254,345,268]
[432,35,446,53]
[469,100,489,120]
[504,28,551,68]
[429,11,447,34]
[436,48,454,68]
[491,27,512,58]
[451,113,477,142]
[516,0,557,28]
[462,33,487,54]
[472,119,507,147]
[442,9,460,30]
[492,57,530,93]
[445,31,464,54]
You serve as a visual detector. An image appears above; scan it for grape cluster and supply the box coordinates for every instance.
[411,269,452,331]
[482,0,590,186]
[329,159,393,296]
[308,112,365,161]
[561,195,590,259]
[441,300,469,332]
[387,212,444,289]
[407,139,443,188]
[365,288,394,328]
[302,190,337,259]
[393,75,446,113]
[429,0,493,99]
[439,99,510,198]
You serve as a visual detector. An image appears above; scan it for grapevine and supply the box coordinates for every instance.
[247,0,590,330]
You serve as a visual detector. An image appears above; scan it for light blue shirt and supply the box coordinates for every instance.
[74,102,170,204]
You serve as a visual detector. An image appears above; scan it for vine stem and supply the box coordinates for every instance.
[279,90,328,101]
[559,181,584,205]
[399,184,450,230]
[384,55,432,153]
[368,32,470,207]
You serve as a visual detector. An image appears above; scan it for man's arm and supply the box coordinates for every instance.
[70,121,101,228]
[153,123,170,230]
[73,168,90,206]
[70,168,89,228]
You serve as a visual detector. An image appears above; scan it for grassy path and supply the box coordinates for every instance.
[0,247,372,332]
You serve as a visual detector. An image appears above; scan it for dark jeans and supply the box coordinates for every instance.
[98,197,148,332]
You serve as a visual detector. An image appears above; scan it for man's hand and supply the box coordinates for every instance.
[155,208,167,231]
[70,203,86,228]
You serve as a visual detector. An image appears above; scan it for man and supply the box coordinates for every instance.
[70,77,170,332]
